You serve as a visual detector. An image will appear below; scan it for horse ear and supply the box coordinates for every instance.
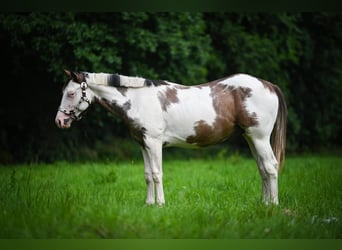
[70,71,79,82]
[64,70,79,82]
[64,69,83,83]
[64,69,72,78]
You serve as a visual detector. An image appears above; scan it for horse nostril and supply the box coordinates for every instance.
[56,118,61,127]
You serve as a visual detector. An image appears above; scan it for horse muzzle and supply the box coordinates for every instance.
[55,111,73,129]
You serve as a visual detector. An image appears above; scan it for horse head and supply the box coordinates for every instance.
[55,70,93,129]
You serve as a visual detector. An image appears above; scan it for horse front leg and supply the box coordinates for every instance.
[142,148,155,205]
[143,137,165,206]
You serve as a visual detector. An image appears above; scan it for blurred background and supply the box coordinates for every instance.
[0,12,341,164]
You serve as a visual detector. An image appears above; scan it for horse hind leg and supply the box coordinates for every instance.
[244,133,279,205]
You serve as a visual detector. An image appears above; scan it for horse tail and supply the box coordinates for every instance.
[271,85,287,172]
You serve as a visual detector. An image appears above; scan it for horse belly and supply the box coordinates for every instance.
[163,116,235,148]
[162,108,211,145]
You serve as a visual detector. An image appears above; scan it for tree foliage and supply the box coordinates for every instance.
[0,12,341,163]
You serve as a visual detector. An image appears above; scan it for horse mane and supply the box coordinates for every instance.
[83,72,168,88]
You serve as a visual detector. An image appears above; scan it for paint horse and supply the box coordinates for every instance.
[55,70,287,205]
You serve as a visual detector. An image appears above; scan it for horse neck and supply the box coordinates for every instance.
[88,82,129,106]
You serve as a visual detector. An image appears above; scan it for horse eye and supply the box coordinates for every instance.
[67,91,75,98]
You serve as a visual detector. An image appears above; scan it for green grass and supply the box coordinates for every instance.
[0,155,341,238]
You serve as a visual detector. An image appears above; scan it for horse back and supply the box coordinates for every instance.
[157,74,278,147]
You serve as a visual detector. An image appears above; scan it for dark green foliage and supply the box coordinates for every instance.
[0,13,341,163]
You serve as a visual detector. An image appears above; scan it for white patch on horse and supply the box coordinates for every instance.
[125,87,166,138]
[220,74,265,89]
[160,86,217,147]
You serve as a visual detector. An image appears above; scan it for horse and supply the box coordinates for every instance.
[55,70,287,205]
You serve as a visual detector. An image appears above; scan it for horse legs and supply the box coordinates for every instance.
[141,138,165,206]
[142,148,155,205]
[244,134,279,205]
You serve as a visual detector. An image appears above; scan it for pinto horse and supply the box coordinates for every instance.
[55,70,287,205]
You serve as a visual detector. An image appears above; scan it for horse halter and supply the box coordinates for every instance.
[58,82,91,121]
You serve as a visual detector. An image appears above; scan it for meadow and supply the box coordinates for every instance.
[0,154,341,238]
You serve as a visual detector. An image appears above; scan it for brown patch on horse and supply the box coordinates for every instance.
[75,72,86,83]
[95,98,131,118]
[186,119,232,146]
[186,82,258,146]
[231,86,258,128]
[96,97,146,147]
[158,87,180,111]
[186,83,234,146]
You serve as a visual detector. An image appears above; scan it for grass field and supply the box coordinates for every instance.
[0,154,341,238]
